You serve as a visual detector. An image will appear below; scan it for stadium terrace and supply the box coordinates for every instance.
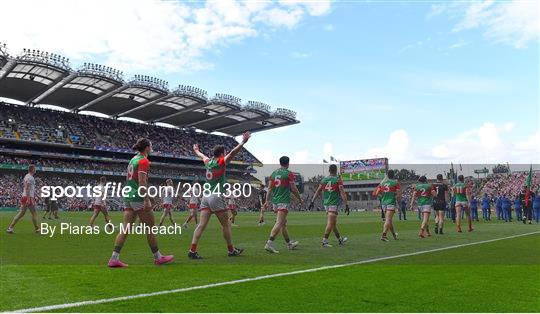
[0,43,299,136]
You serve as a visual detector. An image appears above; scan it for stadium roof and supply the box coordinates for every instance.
[0,44,299,136]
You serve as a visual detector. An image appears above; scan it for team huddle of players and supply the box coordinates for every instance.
[4,131,535,268]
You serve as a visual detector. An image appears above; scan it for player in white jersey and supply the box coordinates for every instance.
[182,180,200,229]
[227,196,239,227]
[6,165,39,233]
[159,179,177,227]
[89,177,112,227]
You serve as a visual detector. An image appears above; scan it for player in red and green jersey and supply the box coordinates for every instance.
[309,164,350,247]
[263,156,302,253]
[373,169,401,242]
[108,138,173,268]
[188,131,251,260]
[409,176,436,238]
[452,175,473,233]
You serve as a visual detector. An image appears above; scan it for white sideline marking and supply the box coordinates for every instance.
[8,231,540,313]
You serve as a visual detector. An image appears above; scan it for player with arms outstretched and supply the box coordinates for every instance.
[159,179,176,227]
[373,169,401,242]
[89,176,112,228]
[187,132,251,259]
[452,175,473,233]
[409,176,435,238]
[6,164,39,234]
[263,156,302,253]
[309,164,349,247]
[108,138,173,268]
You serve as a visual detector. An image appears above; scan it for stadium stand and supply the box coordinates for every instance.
[0,43,302,211]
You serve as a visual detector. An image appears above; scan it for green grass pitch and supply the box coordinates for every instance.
[1,211,539,312]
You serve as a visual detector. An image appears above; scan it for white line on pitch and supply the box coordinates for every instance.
[7,231,540,313]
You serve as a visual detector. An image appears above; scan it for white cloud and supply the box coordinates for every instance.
[503,122,515,132]
[0,0,332,73]
[362,122,539,164]
[292,150,310,163]
[323,24,335,31]
[427,122,539,163]
[449,41,468,49]
[279,0,333,16]
[323,142,333,157]
[432,144,450,159]
[365,129,411,162]
[432,0,539,48]
[291,51,309,59]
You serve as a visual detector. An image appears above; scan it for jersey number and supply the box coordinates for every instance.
[274,175,282,187]
[325,182,334,192]
[127,164,134,180]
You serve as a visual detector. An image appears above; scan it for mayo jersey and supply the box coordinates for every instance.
[125,154,150,202]
[204,157,226,193]
[452,182,468,202]
[378,179,400,206]
[320,176,343,206]
[270,168,296,204]
[414,183,434,206]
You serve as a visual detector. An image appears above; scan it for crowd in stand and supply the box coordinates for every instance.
[0,155,257,181]
[481,172,540,199]
[0,103,259,163]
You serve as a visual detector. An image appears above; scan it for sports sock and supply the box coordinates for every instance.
[111,251,119,260]
[334,232,341,240]
[284,237,290,244]
[150,246,162,259]
[190,243,197,253]
[269,236,275,241]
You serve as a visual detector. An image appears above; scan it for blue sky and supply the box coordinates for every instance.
[2,0,538,164]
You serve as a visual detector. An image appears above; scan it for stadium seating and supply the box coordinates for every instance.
[0,103,260,163]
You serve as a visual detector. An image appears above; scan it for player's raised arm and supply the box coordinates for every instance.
[193,144,209,163]
[224,131,251,164]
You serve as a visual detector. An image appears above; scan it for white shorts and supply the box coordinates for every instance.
[455,201,469,208]
[325,205,338,213]
[382,204,395,211]
[200,194,227,213]
[124,201,144,211]
[273,203,289,212]
[418,205,432,213]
